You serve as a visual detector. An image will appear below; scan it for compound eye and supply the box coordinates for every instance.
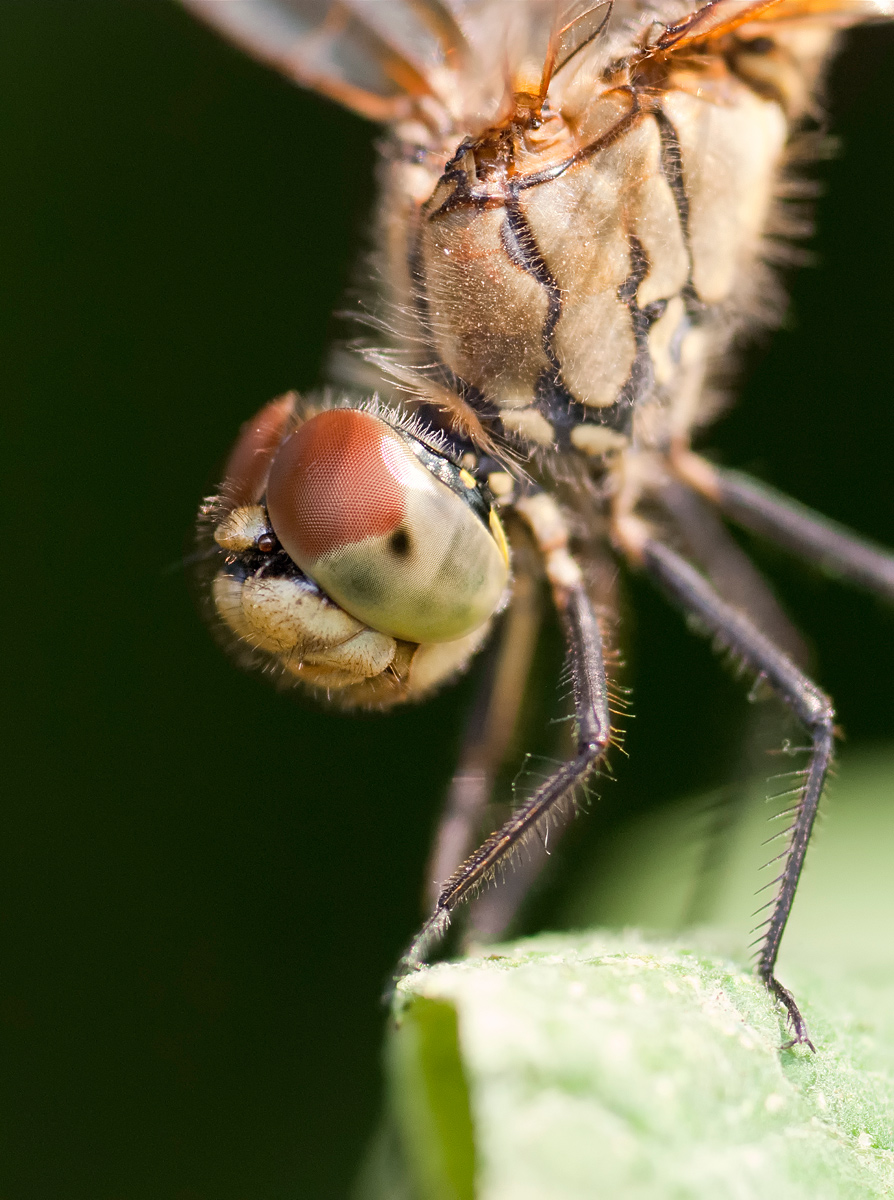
[220,393,295,509]
[265,409,509,643]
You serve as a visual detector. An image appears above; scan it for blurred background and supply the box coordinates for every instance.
[2,4,893,1197]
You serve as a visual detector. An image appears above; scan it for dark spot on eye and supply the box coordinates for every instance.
[744,37,774,55]
[389,528,411,558]
[257,532,277,554]
[343,564,384,604]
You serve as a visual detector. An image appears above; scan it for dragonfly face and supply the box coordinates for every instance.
[204,394,509,706]
[185,0,894,1047]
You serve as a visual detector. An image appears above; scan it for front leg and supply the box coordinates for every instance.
[396,495,613,979]
[423,550,544,932]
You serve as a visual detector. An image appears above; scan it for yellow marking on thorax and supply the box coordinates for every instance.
[489,508,511,566]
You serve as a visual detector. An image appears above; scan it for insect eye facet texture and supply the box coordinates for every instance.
[265,408,510,643]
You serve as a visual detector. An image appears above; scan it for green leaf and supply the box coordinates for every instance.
[356,748,894,1199]
[386,996,476,1200]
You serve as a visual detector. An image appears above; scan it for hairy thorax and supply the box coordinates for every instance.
[375,20,833,501]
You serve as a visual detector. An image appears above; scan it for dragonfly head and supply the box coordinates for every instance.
[199,396,510,707]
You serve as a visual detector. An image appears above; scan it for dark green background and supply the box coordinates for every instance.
[3,4,893,1197]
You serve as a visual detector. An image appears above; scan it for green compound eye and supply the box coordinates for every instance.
[265,408,510,644]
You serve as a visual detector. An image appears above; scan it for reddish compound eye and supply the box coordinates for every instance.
[266,409,406,561]
[265,409,509,644]
[221,392,295,509]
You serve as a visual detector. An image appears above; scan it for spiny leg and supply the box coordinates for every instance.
[631,535,834,1049]
[423,549,544,928]
[657,479,812,923]
[396,495,612,978]
[398,583,610,974]
[674,451,894,603]
[467,540,623,942]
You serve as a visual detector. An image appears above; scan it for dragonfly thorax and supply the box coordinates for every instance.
[381,34,809,473]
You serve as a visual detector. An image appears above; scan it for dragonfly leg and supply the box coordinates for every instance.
[658,479,809,666]
[673,451,894,603]
[395,571,611,978]
[423,548,543,920]
[658,483,810,926]
[633,535,834,1049]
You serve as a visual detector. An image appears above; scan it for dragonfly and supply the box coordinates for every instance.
[183,0,894,1048]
